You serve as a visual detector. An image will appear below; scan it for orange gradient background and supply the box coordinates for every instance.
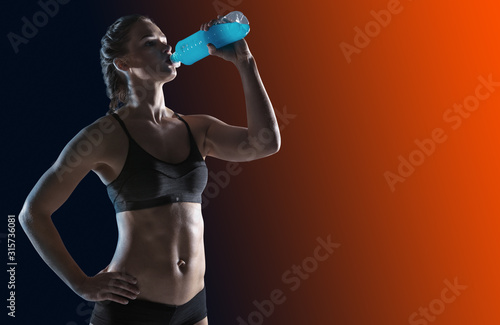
[188,1,500,324]
[6,0,500,324]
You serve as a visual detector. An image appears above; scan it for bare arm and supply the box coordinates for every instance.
[19,118,139,304]
[19,164,90,294]
[200,17,281,162]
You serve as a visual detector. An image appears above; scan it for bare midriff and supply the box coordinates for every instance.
[106,202,205,305]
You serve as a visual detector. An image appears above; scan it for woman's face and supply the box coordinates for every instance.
[122,19,176,83]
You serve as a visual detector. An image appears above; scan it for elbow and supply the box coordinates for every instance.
[268,139,281,155]
[261,135,281,156]
[265,128,282,155]
[269,130,281,154]
[18,204,33,230]
[247,127,281,158]
[18,202,49,231]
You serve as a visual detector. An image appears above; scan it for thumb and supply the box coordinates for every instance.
[207,43,218,55]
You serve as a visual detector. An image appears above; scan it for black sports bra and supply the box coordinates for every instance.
[106,113,208,213]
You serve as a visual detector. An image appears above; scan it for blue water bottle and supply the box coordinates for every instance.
[170,11,250,67]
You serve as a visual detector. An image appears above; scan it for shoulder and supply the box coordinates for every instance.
[66,115,120,148]
[57,114,123,164]
[172,113,228,157]
[87,114,120,135]
[174,113,226,131]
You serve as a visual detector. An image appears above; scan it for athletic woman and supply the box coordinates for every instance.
[19,14,280,325]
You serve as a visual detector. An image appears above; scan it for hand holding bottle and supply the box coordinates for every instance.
[170,11,251,67]
[203,15,252,65]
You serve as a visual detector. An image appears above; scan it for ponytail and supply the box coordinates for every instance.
[100,14,149,114]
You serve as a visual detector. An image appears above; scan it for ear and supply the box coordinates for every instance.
[113,58,129,72]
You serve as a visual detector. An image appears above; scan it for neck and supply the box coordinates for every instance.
[125,77,173,122]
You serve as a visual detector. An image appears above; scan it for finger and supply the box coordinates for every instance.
[112,272,138,285]
[105,278,139,298]
[208,18,218,29]
[108,278,141,295]
[106,277,140,293]
[107,285,139,300]
[102,293,131,305]
[207,43,217,55]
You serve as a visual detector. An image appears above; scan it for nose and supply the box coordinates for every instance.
[162,43,172,54]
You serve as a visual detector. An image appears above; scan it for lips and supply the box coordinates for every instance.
[165,54,174,66]
[165,54,180,68]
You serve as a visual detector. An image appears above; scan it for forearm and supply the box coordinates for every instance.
[235,56,281,152]
[19,209,87,294]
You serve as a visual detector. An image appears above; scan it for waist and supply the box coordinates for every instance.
[107,258,206,305]
[107,203,206,304]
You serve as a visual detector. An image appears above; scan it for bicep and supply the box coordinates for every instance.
[204,115,277,162]
[204,115,249,161]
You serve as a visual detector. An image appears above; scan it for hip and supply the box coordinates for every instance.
[90,285,208,325]
[107,248,206,305]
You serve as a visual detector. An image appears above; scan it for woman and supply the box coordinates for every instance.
[19,14,280,325]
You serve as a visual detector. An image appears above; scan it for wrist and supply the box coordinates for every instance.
[234,55,255,70]
[70,273,89,295]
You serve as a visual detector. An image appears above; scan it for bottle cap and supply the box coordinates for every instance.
[214,11,249,25]
[170,52,182,68]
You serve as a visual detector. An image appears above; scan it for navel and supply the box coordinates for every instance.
[177,259,186,267]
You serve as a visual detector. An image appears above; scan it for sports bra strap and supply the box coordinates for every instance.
[174,112,196,141]
[111,113,133,139]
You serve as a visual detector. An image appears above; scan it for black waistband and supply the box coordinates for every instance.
[90,286,207,324]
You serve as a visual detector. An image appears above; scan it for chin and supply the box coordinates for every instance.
[163,73,177,83]
[152,67,177,83]
[163,68,177,81]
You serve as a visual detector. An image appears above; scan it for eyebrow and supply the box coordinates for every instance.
[140,34,166,40]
